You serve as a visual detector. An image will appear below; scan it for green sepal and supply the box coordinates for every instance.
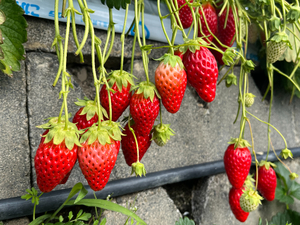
[225,73,237,87]
[268,32,292,50]
[132,81,161,102]
[152,123,175,147]
[242,60,256,73]
[289,172,299,180]
[101,120,124,141]
[258,160,277,170]
[244,174,255,189]
[287,6,300,23]
[280,148,293,159]
[180,38,207,54]
[43,122,82,150]
[131,162,146,177]
[80,121,123,145]
[106,70,136,93]
[75,97,107,121]
[154,53,184,69]
[36,113,72,129]
[222,48,237,66]
[268,16,281,32]
[228,138,251,149]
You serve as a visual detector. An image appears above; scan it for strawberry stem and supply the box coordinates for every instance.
[120,4,129,74]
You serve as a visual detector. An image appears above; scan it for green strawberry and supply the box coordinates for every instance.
[239,189,263,212]
[245,93,256,107]
[267,32,291,64]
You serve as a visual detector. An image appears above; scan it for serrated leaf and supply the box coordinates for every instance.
[68,211,73,221]
[290,182,300,200]
[77,212,91,221]
[0,0,27,76]
[269,210,300,225]
[274,162,293,189]
[275,186,294,204]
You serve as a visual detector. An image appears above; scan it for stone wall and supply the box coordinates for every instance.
[0,15,300,224]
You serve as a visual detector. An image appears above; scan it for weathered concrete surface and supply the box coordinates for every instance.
[101,187,182,225]
[25,16,167,60]
[191,158,300,225]
[26,52,90,191]
[0,62,31,199]
[2,218,30,225]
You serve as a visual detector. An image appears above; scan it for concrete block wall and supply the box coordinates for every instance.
[1,15,300,224]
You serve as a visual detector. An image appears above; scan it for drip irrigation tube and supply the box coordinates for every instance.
[1,147,300,221]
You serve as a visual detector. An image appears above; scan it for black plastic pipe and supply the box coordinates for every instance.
[1,147,300,221]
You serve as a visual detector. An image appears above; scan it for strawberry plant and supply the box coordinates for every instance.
[2,0,300,222]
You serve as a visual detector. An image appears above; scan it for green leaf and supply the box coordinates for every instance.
[29,214,52,225]
[274,162,293,189]
[100,0,131,10]
[269,210,300,225]
[66,199,146,225]
[175,217,195,225]
[74,185,88,204]
[275,186,294,204]
[77,212,91,221]
[0,0,27,76]
[68,211,73,221]
[290,182,300,200]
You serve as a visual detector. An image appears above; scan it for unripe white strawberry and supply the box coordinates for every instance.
[240,189,263,212]
[267,41,287,64]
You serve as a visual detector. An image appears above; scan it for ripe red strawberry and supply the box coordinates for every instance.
[198,2,218,42]
[255,161,277,201]
[121,121,152,166]
[100,70,134,121]
[182,44,218,102]
[78,138,120,191]
[130,82,160,136]
[217,4,236,47]
[224,139,252,188]
[229,187,249,222]
[73,97,101,131]
[73,107,98,130]
[174,49,184,59]
[155,54,187,113]
[34,130,78,193]
[175,0,193,29]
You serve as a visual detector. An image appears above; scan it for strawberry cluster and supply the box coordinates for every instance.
[224,139,277,222]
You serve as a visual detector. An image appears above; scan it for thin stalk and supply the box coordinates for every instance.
[53,0,64,88]
[247,111,288,149]
[104,8,116,63]
[131,31,137,74]
[120,4,130,74]
[69,0,84,62]
[157,0,173,54]
[128,115,140,163]
[273,66,300,92]
[246,118,259,191]
[266,71,273,161]
[61,8,72,129]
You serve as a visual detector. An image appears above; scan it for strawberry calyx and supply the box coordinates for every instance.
[181,38,208,54]
[36,113,72,129]
[43,122,82,150]
[268,31,292,49]
[106,70,136,93]
[280,148,293,159]
[131,81,161,102]
[244,174,255,189]
[240,188,263,212]
[155,53,184,70]
[289,172,299,180]
[152,123,175,147]
[268,16,281,32]
[258,160,276,170]
[228,138,251,149]
[75,96,108,121]
[225,73,237,87]
[241,60,255,73]
[80,121,122,145]
[131,161,146,177]
[287,6,300,23]
[222,47,237,66]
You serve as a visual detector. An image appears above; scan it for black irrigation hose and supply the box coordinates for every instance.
[1,147,300,221]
